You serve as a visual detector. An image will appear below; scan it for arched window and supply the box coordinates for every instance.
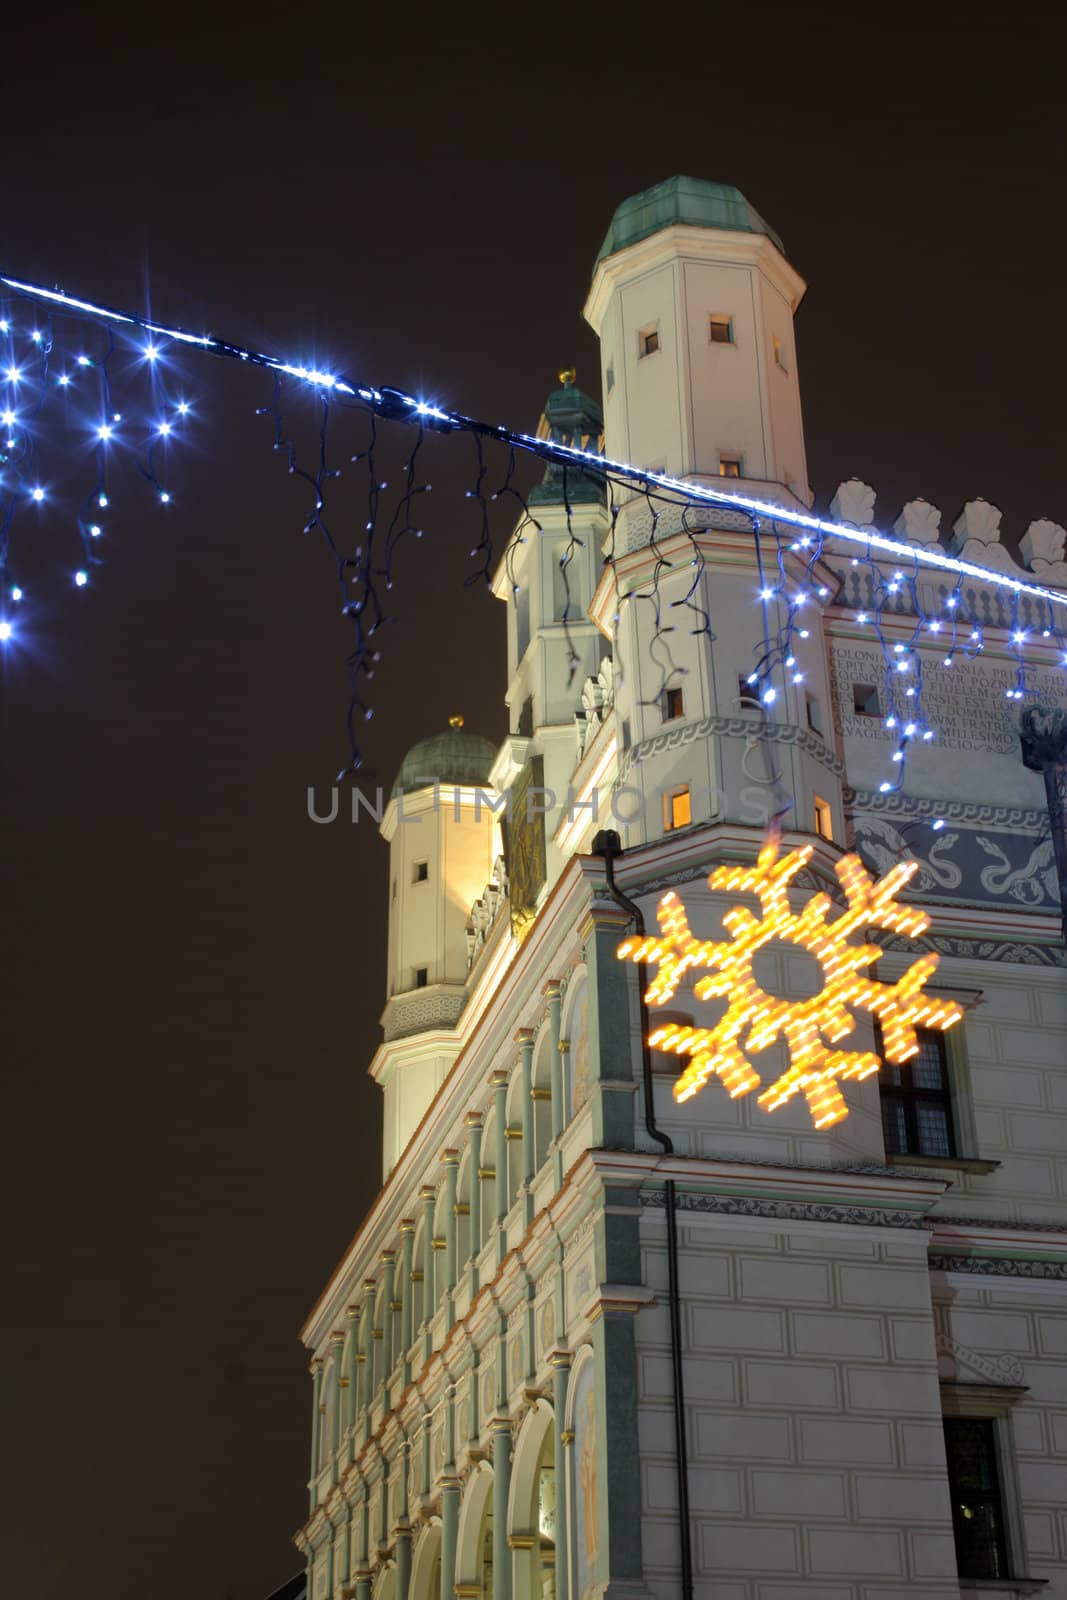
[432,1186,450,1310]
[455,1461,494,1598]
[319,1359,336,1471]
[505,1073,525,1213]
[532,1027,553,1176]
[455,1151,473,1274]
[507,1402,556,1600]
[410,1522,442,1600]
[479,1107,498,1252]
[411,1216,427,1337]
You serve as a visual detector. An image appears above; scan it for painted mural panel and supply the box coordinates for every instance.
[568,980,590,1113]
[570,1357,599,1600]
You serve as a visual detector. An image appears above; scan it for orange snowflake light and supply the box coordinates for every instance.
[617,836,962,1129]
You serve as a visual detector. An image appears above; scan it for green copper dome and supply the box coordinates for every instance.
[595,175,784,267]
[391,720,497,799]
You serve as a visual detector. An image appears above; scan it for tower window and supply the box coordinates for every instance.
[943,1418,1008,1580]
[664,785,692,832]
[773,334,788,370]
[413,860,429,883]
[719,457,742,478]
[415,967,429,989]
[709,314,733,344]
[738,675,759,709]
[517,695,534,738]
[878,1027,956,1158]
[638,325,660,358]
[663,685,684,722]
[806,693,823,734]
[813,795,833,841]
[853,683,882,718]
[606,363,615,394]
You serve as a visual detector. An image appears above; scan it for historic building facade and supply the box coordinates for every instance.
[297,177,1067,1600]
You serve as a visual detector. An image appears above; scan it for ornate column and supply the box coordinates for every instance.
[354,1487,372,1600]
[465,1112,483,1292]
[399,1219,416,1385]
[343,1304,360,1459]
[420,1183,436,1362]
[517,1029,535,1220]
[327,1329,345,1483]
[359,1277,376,1446]
[440,1392,460,1600]
[543,980,564,1142]
[491,1069,509,1264]
[490,1416,513,1600]
[395,1436,412,1600]
[442,1149,460,1329]
[550,1353,571,1600]
[380,1249,397,1407]
[309,1359,323,1501]
[1021,705,1067,945]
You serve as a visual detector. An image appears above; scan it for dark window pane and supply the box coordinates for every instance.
[944,1418,1008,1581]
[912,1032,949,1090]
[917,1103,952,1157]
[881,1098,907,1155]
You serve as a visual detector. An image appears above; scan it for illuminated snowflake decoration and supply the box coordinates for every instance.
[618,836,963,1129]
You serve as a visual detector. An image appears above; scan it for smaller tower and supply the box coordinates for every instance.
[491,372,610,890]
[374,719,499,1175]
[584,175,810,503]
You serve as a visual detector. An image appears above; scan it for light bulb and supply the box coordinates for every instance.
[74,570,88,587]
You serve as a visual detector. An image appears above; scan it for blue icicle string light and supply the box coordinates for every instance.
[0,268,1064,792]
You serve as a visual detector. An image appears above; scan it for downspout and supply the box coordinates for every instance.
[592,829,694,1600]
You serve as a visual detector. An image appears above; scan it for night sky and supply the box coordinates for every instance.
[2,8,1065,1598]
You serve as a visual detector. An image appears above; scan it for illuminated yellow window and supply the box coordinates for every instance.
[639,325,660,358]
[773,334,787,370]
[814,796,833,840]
[664,785,692,831]
[719,457,742,478]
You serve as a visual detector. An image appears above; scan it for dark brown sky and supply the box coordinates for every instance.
[2,7,1065,1598]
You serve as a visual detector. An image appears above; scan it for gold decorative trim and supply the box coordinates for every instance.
[504,1126,523,1142]
[372,1329,383,1339]
[390,1301,403,1313]
[431,1237,447,1251]
[477,1167,496,1180]
[530,1087,551,1101]
[410,1270,424,1282]
[453,1202,471,1216]
[557,1040,570,1053]
[560,1430,575,1446]
[508,1535,537,1552]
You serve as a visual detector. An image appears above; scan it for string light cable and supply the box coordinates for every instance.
[2,268,1064,786]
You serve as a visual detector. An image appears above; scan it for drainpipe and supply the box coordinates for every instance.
[592,829,693,1600]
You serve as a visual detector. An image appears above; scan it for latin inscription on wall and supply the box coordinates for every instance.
[832,644,1067,755]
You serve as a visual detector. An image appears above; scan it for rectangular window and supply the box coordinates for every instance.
[638,325,660,358]
[719,457,742,478]
[621,718,631,750]
[709,314,733,344]
[943,1418,1008,1581]
[773,334,787,370]
[664,785,692,832]
[663,685,684,722]
[878,1027,956,1157]
[806,693,823,734]
[517,695,534,738]
[606,363,615,394]
[814,795,833,840]
[415,967,428,989]
[413,860,429,884]
[738,675,759,709]
[650,1011,694,1074]
[853,683,882,717]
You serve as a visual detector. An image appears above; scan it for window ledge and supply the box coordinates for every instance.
[959,1580,1049,1597]
[886,1153,1001,1175]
